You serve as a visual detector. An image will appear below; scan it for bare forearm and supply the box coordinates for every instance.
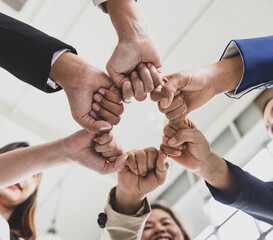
[196,153,240,200]
[0,138,69,188]
[106,0,149,40]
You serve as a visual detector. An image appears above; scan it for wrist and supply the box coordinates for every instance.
[210,55,243,95]
[195,153,225,181]
[106,0,150,40]
[49,52,88,89]
[114,185,145,215]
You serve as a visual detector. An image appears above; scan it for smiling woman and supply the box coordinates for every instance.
[0,142,42,240]
[141,203,191,240]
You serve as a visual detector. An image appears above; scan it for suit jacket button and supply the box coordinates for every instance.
[97,212,107,228]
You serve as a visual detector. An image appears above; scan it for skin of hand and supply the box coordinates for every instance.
[91,87,124,125]
[49,52,115,134]
[93,132,127,163]
[114,148,169,215]
[65,129,127,175]
[151,55,243,111]
[161,119,240,200]
[105,0,163,102]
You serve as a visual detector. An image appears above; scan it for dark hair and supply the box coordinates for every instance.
[151,202,191,240]
[262,96,273,116]
[0,142,41,240]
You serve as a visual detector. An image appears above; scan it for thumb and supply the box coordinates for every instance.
[160,73,185,108]
[168,128,201,147]
[156,152,169,183]
[106,62,129,88]
[102,154,128,174]
[85,116,112,134]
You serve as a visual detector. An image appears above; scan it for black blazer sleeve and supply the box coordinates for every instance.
[0,12,77,93]
[206,161,273,225]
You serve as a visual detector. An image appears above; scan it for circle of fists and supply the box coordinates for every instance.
[88,62,214,198]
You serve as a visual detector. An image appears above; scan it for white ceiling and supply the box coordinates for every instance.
[0,0,273,239]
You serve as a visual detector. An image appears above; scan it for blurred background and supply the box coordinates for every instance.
[1,0,273,239]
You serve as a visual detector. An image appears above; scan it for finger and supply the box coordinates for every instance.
[102,148,123,158]
[108,156,118,162]
[156,151,168,172]
[92,102,121,125]
[98,88,122,104]
[100,154,128,175]
[184,118,197,129]
[144,147,158,171]
[163,125,177,138]
[122,81,134,103]
[88,118,112,134]
[95,140,116,153]
[155,151,169,184]
[162,136,184,150]
[160,144,182,156]
[147,63,163,87]
[94,93,124,116]
[165,104,187,121]
[131,71,147,101]
[170,118,192,130]
[167,128,202,147]
[135,150,148,177]
[158,94,184,114]
[93,132,113,145]
[106,62,128,88]
[150,85,162,102]
[160,74,183,108]
[138,63,154,93]
[126,151,138,175]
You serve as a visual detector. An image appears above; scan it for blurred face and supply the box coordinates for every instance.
[263,99,273,139]
[141,209,185,240]
[0,175,40,209]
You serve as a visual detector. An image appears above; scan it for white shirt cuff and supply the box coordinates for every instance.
[47,49,70,90]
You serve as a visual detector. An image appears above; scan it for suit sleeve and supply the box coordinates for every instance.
[206,161,273,225]
[101,187,151,240]
[220,35,273,99]
[0,12,77,93]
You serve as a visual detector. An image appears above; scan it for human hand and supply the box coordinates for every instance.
[91,86,124,126]
[161,119,240,199]
[114,148,168,214]
[161,119,213,173]
[49,52,114,134]
[151,55,243,111]
[121,63,162,102]
[65,129,126,174]
[93,131,127,163]
[118,148,168,200]
[105,0,162,102]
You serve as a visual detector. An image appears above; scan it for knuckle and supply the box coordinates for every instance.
[145,84,154,93]
[163,126,170,136]
[135,94,147,102]
[111,116,121,125]
[116,105,124,115]
[165,112,173,120]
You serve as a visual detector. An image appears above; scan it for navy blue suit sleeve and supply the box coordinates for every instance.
[206,161,273,224]
[0,13,77,93]
[221,35,273,98]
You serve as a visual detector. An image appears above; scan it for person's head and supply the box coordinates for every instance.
[141,202,190,240]
[263,97,273,138]
[0,142,42,240]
